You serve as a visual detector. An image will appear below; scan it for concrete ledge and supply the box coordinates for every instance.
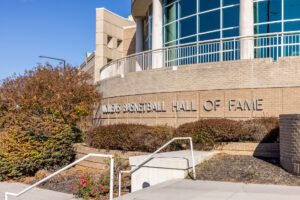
[130,150,217,170]
[129,150,219,192]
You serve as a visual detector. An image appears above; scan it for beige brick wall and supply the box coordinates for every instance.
[94,8,136,83]
[94,57,300,127]
[280,114,300,175]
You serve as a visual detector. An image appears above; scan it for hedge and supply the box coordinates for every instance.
[86,118,279,152]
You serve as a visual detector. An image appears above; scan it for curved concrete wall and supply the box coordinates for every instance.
[95,57,300,127]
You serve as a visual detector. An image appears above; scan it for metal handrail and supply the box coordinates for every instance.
[99,30,300,79]
[5,154,115,200]
[118,137,195,197]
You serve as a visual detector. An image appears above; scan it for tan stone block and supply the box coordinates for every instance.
[224,90,252,118]
[252,88,282,118]
[283,87,300,114]
[200,90,225,118]
[175,91,198,118]
[156,93,177,118]
[140,94,157,118]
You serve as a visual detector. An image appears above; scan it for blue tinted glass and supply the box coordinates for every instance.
[223,0,239,6]
[223,28,239,38]
[199,31,220,41]
[165,22,177,42]
[199,10,220,32]
[285,20,300,31]
[284,0,300,20]
[180,16,197,38]
[165,3,177,23]
[254,23,281,34]
[254,0,281,23]
[223,6,239,28]
[179,0,197,18]
[165,41,177,47]
[199,0,220,12]
[180,36,197,44]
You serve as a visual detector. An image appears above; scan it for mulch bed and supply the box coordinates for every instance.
[196,154,300,186]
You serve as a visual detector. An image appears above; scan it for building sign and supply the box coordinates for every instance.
[102,98,263,114]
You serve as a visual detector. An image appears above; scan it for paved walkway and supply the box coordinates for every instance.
[0,182,77,200]
[116,179,300,200]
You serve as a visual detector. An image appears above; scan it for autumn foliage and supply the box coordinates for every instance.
[0,64,101,180]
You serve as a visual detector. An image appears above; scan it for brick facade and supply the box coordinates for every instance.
[280,114,300,175]
[95,57,300,127]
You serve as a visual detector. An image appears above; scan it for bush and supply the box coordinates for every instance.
[86,118,279,152]
[175,118,279,150]
[86,124,175,152]
[0,112,81,180]
[0,64,100,180]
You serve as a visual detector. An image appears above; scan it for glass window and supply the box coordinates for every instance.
[284,0,300,20]
[199,10,220,33]
[285,20,300,31]
[165,3,177,24]
[223,0,239,6]
[179,16,197,38]
[223,6,239,28]
[254,23,282,34]
[199,0,220,12]
[223,28,239,38]
[254,0,281,24]
[180,36,197,44]
[165,22,177,43]
[179,0,197,18]
[199,31,220,41]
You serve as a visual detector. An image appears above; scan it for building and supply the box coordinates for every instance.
[81,0,300,127]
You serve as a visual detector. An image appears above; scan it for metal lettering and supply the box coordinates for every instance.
[256,99,263,111]
[203,100,214,111]
[235,99,243,111]
[229,99,235,111]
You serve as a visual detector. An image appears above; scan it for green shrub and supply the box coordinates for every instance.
[175,118,279,150]
[0,112,81,180]
[86,118,279,152]
[86,124,174,152]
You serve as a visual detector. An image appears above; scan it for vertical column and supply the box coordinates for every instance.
[152,0,163,68]
[240,0,254,60]
[135,18,144,71]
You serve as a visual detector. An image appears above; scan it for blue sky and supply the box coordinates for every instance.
[0,0,131,80]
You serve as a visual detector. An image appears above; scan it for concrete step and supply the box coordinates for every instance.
[0,182,78,200]
[116,179,300,200]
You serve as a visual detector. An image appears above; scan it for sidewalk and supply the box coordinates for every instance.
[0,182,77,200]
[116,179,300,200]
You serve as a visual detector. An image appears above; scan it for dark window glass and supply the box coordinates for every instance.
[165,3,177,23]
[223,0,239,6]
[180,36,197,44]
[199,10,220,33]
[285,20,300,31]
[179,0,197,18]
[254,23,282,34]
[199,0,220,12]
[199,31,220,41]
[223,28,239,38]
[165,22,177,43]
[253,0,281,23]
[223,6,239,28]
[165,0,176,6]
[180,16,197,38]
[284,0,300,20]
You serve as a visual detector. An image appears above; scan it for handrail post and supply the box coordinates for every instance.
[109,158,114,200]
[118,172,122,197]
[189,138,196,180]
